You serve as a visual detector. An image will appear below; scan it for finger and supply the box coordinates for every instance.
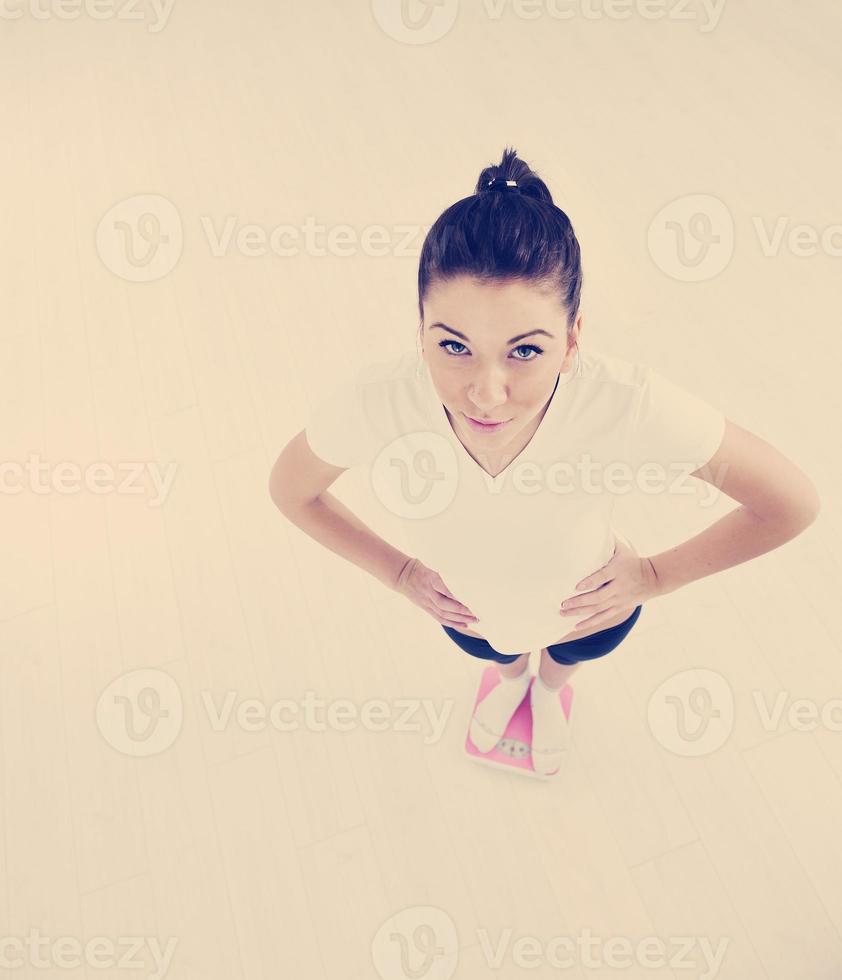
[432,585,475,616]
[560,591,599,612]
[434,596,477,620]
[434,580,476,620]
[562,589,617,615]
[559,600,605,616]
[428,605,471,629]
[572,567,616,592]
[570,607,615,630]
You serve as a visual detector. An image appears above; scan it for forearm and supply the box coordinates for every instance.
[646,505,818,596]
[276,491,413,591]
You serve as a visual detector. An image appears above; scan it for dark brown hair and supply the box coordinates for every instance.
[417,146,583,338]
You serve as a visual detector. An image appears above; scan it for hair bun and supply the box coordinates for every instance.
[475,146,554,205]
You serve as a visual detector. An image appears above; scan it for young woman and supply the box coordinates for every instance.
[270,147,820,776]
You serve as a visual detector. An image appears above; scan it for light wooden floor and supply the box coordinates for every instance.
[2,2,842,978]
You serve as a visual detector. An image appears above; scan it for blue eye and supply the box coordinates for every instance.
[437,340,544,361]
[512,344,544,360]
[439,340,467,355]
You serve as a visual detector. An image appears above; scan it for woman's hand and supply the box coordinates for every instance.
[559,535,663,631]
[394,558,480,630]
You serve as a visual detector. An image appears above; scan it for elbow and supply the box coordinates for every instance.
[268,475,281,509]
[804,494,821,528]
[268,462,293,515]
[798,479,822,525]
[761,486,821,531]
[269,465,314,519]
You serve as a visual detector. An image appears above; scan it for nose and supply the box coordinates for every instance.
[467,368,509,416]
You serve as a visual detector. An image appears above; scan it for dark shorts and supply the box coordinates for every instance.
[442,605,643,666]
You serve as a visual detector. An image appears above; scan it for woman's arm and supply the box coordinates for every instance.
[269,430,414,591]
[280,491,413,591]
[646,418,821,595]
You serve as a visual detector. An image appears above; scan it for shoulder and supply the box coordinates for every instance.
[575,346,649,411]
[305,348,427,469]
[343,347,431,434]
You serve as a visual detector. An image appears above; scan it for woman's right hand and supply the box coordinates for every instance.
[394,558,479,630]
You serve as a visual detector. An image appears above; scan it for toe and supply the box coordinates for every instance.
[469,716,502,754]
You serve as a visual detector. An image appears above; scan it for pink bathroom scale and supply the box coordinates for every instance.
[464,665,574,779]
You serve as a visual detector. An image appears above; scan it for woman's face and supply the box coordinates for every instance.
[421,275,580,444]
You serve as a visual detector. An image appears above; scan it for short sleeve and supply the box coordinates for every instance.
[629,367,725,472]
[304,374,379,469]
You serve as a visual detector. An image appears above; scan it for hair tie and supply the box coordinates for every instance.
[485,177,521,194]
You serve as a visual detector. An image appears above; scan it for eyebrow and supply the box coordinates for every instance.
[429,323,556,345]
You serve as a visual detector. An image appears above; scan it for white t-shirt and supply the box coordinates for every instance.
[304,345,725,654]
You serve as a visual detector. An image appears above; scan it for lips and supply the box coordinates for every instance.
[463,413,511,431]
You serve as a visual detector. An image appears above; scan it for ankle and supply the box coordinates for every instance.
[534,672,563,694]
[537,650,578,690]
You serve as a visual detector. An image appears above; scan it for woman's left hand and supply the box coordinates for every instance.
[559,535,663,631]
